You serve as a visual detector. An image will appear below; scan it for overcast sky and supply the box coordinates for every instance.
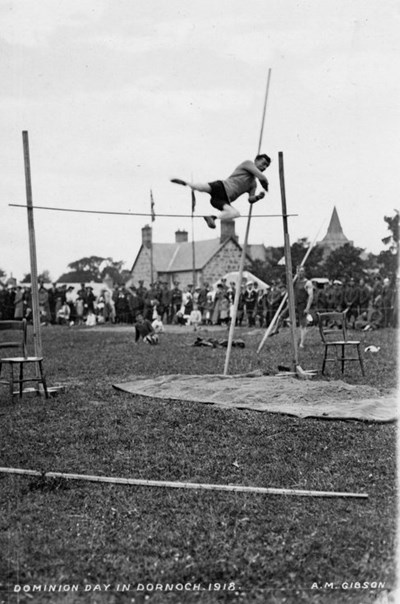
[1,0,399,282]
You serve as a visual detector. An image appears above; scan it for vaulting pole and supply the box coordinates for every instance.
[223,69,272,375]
[0,467,368,498]
[279,152,298,371]
[22,131,42,359]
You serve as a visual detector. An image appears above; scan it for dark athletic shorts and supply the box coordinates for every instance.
[208,180,230,211]
[295,304,308,327]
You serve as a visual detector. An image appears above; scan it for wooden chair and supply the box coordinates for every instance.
[0,319,49,400]
[316,311,365,376]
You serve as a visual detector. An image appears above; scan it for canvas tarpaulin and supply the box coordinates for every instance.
[113,373,397,423]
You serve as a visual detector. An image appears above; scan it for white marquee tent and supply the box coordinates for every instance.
[214,271,270,291]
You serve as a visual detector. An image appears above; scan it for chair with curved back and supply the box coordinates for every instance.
[0,319,49,400]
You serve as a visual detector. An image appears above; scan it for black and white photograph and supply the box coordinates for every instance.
[0,1,398,602]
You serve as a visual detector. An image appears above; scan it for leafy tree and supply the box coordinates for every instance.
[100,259,125,284]
[250,247,284,284]
[290,238,324,277]
[57,270,98,283]
[39,270,52,283]
[67,256,106,281]
[60,256,125,283]
[377,250,398,279]
[101,266,122,285]
[250,238,324,284]
[322,244,366,281]
[377,210,399,278]
[120,269,133,284]
[251,258,278,284]
[381,210,399,251]
[21,271,52,283]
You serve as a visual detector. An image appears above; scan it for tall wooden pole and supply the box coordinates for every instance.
[279,152,298,371]
[22,131,42,358]
[223,69,272,375]
[191,181,196,287]
[191,218,196,287]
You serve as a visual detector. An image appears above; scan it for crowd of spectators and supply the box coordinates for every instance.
[0,271,397,331]
[126,278,287,329]
[0,282,99,326]
[312,274,397,330]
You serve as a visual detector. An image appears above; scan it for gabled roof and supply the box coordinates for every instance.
[150,243,182,271]
[158,239,224,271]
[132,236,247,274]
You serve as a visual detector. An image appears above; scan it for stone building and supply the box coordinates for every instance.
[130,220,267,288]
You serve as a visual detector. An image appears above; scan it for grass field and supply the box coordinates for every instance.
[0,323,397,604]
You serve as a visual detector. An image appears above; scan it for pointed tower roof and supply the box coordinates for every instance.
[319,206,353,253]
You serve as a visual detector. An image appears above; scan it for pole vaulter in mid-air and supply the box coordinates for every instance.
[170,154,271,229]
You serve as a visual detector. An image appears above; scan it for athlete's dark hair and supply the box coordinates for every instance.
[255,153,271,166]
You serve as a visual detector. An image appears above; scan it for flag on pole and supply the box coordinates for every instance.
[191,189,196,214]
[150,189,156,222]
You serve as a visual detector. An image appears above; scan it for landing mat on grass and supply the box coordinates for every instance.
[113,373,397,422]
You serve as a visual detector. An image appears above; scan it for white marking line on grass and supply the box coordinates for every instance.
[0,468,368,499]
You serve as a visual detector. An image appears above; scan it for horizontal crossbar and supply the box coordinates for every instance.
[9,204,297,219]
[324,358,362,363]
[0,378,44,385]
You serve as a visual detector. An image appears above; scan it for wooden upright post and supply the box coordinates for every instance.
[22,131,42,359]
[278,152,298,371]
[191,179,197,287]
[191,222,196,287]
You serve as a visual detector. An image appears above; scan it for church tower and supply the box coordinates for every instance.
[318,207,353,258]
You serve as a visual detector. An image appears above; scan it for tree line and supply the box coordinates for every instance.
[251,211,398,284]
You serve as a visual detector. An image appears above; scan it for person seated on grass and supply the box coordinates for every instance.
[189,308,202,331]
[57,301,70,325]
[362,298,384,331]
[85,309,97,327]
[354,311,369,331]
[152,313,165,334]
[171,154,271,229]
[173,310,187,326]
[134,313,159,344]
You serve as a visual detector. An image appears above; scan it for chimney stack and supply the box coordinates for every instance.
[220,219,238,243]
[175,229,188,243]
[141,224,152,248]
